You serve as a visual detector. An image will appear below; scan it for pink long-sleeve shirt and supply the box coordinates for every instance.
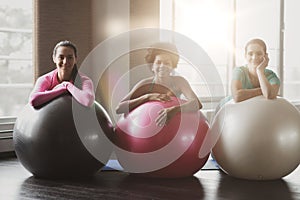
[29,69,95,107]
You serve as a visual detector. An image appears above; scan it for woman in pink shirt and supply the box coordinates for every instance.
[29,40,95,107]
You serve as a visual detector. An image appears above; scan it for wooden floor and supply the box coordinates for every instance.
[1,155,300,200]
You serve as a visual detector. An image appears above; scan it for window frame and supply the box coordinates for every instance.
[0,2,33,153]
[159,0,291,105]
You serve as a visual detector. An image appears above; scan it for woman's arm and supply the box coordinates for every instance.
[29,76,68,107]
[115,79,171,114]
[175,76,202,112]
[155,77,202,126]
[256,57,280,99]
[115,80,147,114]
[231,79,263,102]
[257,69,279,99]
[116,94,151,114]
[66,74,95,107]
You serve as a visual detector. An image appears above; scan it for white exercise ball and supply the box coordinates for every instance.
[211,96,300,180]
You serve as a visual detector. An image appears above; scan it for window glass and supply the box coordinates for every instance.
[235,0,280,76]
[0,0,33,117]
[161,0,284,106]
[161,0,234,109]
[284,0,300,101]
[166,0,233,95]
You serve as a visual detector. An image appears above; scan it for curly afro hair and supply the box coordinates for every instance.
[144,42,179,68]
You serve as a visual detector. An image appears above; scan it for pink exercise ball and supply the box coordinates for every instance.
[115,97,210,178]
[211,96,300,180]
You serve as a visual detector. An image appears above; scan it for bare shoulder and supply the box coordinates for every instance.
[172,76,189,84]
[133,77,154,87]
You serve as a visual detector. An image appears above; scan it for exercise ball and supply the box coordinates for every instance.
[13,95,114,179]
[211,96,300,180]
[115,97,210,178]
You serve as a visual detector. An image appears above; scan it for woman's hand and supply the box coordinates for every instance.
[155,106,178,127]
[149,93,173,126]
[53,81,70,90]
[257,53,269,71]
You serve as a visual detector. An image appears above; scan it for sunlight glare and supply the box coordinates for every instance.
[175,0,234,53]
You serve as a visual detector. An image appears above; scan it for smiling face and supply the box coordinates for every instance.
[53,46,77,82]
[245,43,266,68]
[152,54,174,78]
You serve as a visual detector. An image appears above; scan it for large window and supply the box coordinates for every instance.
[284,0,300,101]
[161,0,234,110]
[161,0,300,107]
[0,0,33,117]
[235,0,281,89]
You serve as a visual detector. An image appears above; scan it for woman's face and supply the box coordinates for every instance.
[152,54,174,78]
[53,46,77,77]
[245,43,265,67]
